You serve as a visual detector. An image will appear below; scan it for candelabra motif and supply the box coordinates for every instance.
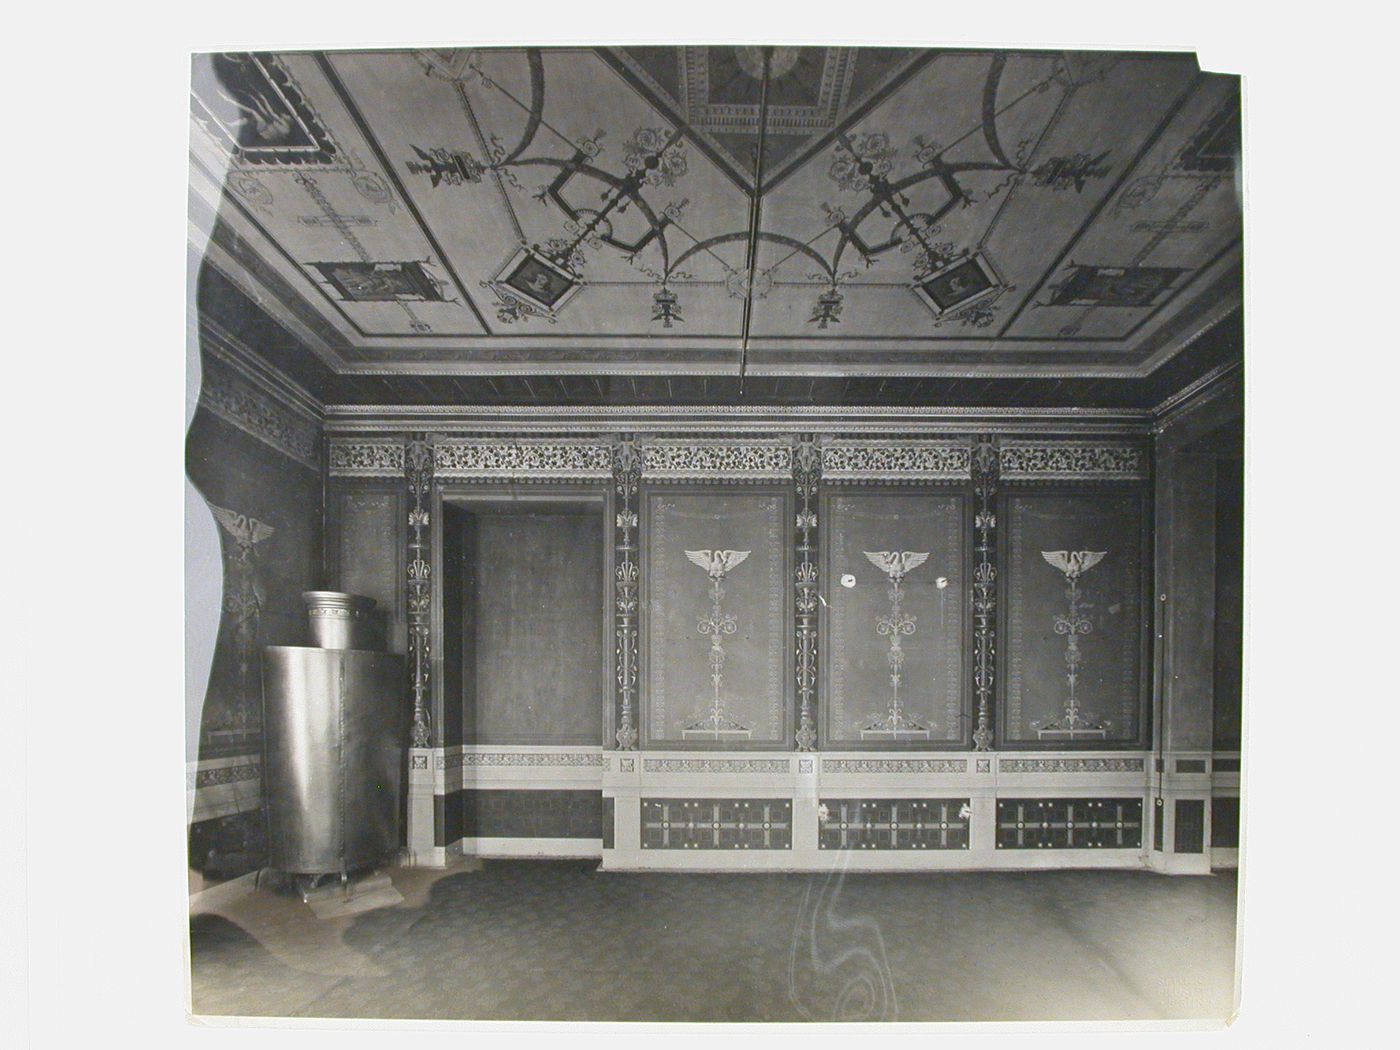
[612,439,641,750]
[681,549,753,741]
[971,437,997,751]
[793,438,820,751]
[859,551,934,741]
[1036,549,1110,740]
[405,434,434,749]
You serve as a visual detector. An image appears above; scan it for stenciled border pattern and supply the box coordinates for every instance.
[999,757,1146,773]
[328,438,405,477]
[641,440,793,481]
[436,751,608,770]
[435,440,613,480]
[821,758,969,774]
[999,441,1148,481]
[821,440,972,482]
[643,758,791,774]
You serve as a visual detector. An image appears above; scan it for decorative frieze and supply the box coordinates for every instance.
[998,440,1148,481]
[821,758,968,774]
[186,760,262,792]
[998,757,1146,773]
[641,440,792,481]
[793,437,820,751]
[821,440,971,482]
[328,438,405,477]
[445,752,607,769]
[199,355,320,470]
[434,439,613,480]
[642,758,791,774]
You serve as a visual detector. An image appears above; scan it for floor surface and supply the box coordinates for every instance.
[189,859,1238,1023]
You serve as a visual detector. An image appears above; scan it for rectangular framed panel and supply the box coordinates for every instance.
[641,487,793,749]
[640,799,792,850]
[995,798,1143,849]
[821,488,971,748]
[818,799,970,850]
[1000,487,1150,748]
[328,482,406,654]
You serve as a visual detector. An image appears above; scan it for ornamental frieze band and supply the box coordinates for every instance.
[821,758,969,774]
[998,758,1146,773]
[998,441,1148,480]
[641,440,793,480]
[442,752,608,769]
[821,440,972,481]
[434,440,613,480]
[642,758,791,773]
[200,357,321,471]
[328,438,406,477]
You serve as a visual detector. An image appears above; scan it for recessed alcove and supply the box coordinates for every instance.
[441,493,609,747]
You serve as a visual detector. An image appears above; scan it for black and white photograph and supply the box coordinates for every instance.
[7,6,1393,1047]
[180,39,1246,1024]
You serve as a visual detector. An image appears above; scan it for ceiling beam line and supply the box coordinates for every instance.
[737,47,774,399]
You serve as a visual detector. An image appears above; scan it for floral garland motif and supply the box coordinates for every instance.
[828,131,896,192]
[820,441,971,481]
[998,441,1148,480]
[623,127,689,187]
[641,441,793,480]
[328,439,405,477]
[433,440,612,480]
[200,356,320,470]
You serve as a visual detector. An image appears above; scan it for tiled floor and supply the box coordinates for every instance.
[189,860,1238,1023]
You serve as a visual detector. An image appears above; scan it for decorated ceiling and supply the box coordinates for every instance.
[189,47,1242,379]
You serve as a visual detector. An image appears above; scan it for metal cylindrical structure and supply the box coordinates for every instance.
[302,590,379,650]
[261,646,404,876]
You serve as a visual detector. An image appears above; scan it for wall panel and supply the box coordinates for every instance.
[1001,489,1149,747]
[821,489,970,747]
[642,488,793,748]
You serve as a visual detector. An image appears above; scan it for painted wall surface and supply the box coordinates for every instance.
[643,490,791,748]
[1213,456,1243,751]
[1002,490,1146,746]
[186,409,323,760]
[333,485,405,654]
[464,511,605,745]
[822,490,968,746]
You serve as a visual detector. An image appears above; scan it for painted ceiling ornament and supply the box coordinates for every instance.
[725,266,773,301]
[623,127,689,187]
[911,134,945,169]
[828,131,897,193]
[405,144,484,187]
[651,286,683,328]
[808,287,844,329]
[1030,151,1114,193]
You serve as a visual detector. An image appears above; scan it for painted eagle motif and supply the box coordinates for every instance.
[684,549,751,578]
[863,551,930,581]
[1040,550,1108,579]
[208,503,276,551]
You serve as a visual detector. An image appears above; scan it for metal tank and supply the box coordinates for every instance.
[261,593,404,877]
